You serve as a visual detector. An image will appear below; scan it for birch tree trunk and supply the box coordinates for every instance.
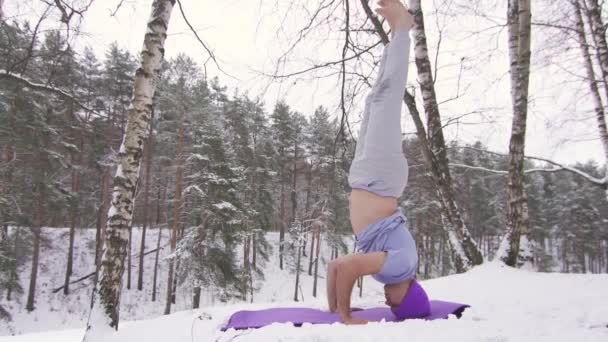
[582,0,608,198]
[499,0,534,268]
[409,0,483,272]
[83,1,174,339]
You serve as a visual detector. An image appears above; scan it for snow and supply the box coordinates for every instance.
[212,201,237,211]
[1,228,607,341]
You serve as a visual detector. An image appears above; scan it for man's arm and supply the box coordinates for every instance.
[334,252,386,324]
[326,258,338,312]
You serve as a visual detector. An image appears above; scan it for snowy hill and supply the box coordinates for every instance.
[1,228,607,341]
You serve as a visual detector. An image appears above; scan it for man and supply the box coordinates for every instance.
[326,0,430,325]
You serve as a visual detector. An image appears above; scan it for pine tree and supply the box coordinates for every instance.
[270,101,295,270]
[101,43,137,138]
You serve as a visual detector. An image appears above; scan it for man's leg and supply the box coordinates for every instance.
[348,26,412,198]
[326,259,338,312]
[353,48,390,160]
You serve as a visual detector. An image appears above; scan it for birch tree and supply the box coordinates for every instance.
[498,0,534,267]
[407,0,484,272]
[580,0,608,199]
[83,0,174,339]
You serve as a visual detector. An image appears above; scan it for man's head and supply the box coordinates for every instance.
[385,279,431,320]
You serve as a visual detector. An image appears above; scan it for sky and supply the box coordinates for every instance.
[4,0,606,166]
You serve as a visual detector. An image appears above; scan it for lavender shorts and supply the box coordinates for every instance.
[355,208,417,284]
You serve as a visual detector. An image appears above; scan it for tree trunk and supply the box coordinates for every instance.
[409,0,483,272]
[6,226,19,301]
[250,241,254,303]
[165,110,185,315]
[26,227,41,312]
[252,233,257,269]
[192,287,201,309]
[137,109,154,291]
[127,224,132,290]
[279,158,286,270]
[500,0,533,268]
[94,168,111,282]
[26,185,44,312]
[292,135,301,301]
[308,230,315,276]
[581,0,608,200]
[151,179,166,302]
[64,134,83,295]
[605,240,608,273]
[302,164,311,258]
[312,227,321,297]
[83,1,174,338]
[307,164,315,275]
[243,236,250,300]
[294,241,302,301]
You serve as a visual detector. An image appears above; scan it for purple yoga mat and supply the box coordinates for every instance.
[222,300,469,331]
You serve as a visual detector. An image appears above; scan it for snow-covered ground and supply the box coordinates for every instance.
[0,228,344,336]
[2,262,608,341]
[2,232,607,342]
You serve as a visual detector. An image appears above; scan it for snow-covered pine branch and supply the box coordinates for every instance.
[0,70,96,114]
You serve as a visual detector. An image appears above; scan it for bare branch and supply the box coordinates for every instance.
[531,21,581,34]
[257,41,383,79]
[111,0,126,16]
[437,57,467,105]
[175,0,237,81]
[336,0,353,147]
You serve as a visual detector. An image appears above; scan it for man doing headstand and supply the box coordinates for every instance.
[326,0,431,325]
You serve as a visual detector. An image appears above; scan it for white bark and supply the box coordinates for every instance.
[409,0,483,272]
[500,0,534,268]
[83,1,174,340]
[581,0,608,200]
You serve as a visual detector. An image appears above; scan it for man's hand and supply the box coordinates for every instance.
[341,315,369,325]
[333,252,386,320]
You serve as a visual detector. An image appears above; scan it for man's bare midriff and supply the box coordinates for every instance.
[349,188,398,235]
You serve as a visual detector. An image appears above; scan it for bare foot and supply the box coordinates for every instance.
[373,0,415,31]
